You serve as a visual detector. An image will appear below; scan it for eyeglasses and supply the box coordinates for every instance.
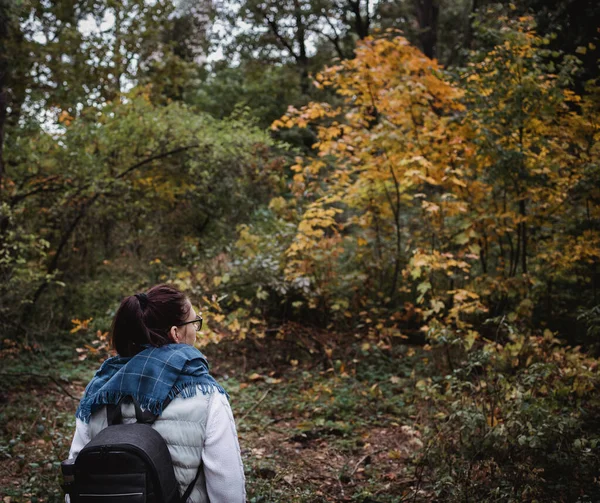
[176,315,203,332]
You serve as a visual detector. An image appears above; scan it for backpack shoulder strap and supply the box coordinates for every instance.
[180,461,202,503]
[107,396,173,426]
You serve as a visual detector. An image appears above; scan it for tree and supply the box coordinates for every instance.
[0,92,279,336]
[213,0,377,96]
[0,0,12,185]
[272,34,466,315]
[271,17,599,341]
[0,0,283,338]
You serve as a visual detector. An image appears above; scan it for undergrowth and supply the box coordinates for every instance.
[2,328,598,502]
[0,334,424,503]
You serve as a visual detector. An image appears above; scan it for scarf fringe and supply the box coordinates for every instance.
[76,382,227,423]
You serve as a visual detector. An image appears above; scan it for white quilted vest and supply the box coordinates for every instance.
[87,387,213,503]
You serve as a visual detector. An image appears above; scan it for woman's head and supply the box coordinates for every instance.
[111,284,200,356]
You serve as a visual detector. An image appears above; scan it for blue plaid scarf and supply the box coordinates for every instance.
[76,344,227,423]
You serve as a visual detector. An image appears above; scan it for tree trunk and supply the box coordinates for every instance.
[413,0,439,59]
[0,77,6,191]
[0,0,9,189]
[348,0,370,39]
[463,0,479,51]
[520,198,527,274]
[293,0,309,94]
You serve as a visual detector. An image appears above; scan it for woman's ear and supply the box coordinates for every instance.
[169,326,180,343]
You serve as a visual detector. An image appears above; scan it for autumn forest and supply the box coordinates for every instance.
[1,0,599,501]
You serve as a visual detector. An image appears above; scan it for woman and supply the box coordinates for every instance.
[67,284,246,502]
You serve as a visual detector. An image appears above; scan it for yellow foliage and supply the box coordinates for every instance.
[70,317,93,334]
[266,23,599,341]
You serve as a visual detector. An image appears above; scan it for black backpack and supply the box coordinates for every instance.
[62,396,201,503]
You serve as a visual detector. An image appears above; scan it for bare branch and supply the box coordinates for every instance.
[0,372,80,400]
[263,13,299,60]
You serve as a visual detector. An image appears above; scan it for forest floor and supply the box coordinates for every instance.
[0,332,427,503]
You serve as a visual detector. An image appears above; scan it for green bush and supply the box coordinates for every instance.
[416,330,600,502]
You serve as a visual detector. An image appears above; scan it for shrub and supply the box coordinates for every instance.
[416,329,600,502]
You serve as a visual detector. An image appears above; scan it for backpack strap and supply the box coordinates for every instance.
[180,461,202,503]
[107,396,171,425]
[106,400,122,425]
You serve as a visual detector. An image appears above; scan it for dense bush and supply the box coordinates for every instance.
[416,330,600,501]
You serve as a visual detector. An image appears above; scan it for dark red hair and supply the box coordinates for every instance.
[111,284,191,357]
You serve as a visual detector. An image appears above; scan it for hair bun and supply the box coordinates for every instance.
[135,292,149,309]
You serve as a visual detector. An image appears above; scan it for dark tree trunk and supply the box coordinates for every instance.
[293,0,309,94]
[0,0,9,189]
[348,0,370,39]
[0,79,6,191]
[463,0,479,51]
[519,198,527,274]
[413,0,439,59]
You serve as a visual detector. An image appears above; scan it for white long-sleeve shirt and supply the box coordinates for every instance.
[68,390,246,503]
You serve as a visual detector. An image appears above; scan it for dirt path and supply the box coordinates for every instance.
[240,418,422,501]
